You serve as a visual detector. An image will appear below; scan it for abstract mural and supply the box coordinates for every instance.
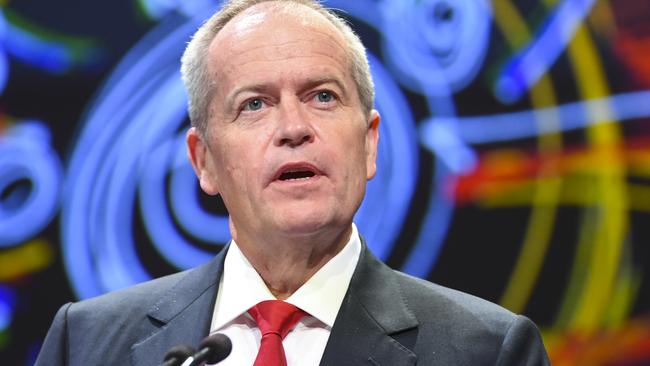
[1,0,649,364]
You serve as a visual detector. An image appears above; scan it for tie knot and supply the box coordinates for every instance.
[248,300,306,339]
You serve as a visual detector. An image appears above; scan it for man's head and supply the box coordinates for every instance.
[183,0,380,244]
[181,0,375,136]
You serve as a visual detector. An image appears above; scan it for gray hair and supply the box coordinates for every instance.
[180,0,375,136]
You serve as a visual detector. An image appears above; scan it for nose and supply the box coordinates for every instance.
[274,99,315,147]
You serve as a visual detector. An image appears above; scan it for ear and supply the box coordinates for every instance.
[186,127,220,195]
[365,109,380,180]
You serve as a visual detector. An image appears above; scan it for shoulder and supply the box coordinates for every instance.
[392,269,515,329]
[354,242,522,339]
[35,269,197,366]
[36,253,226,365]
[66,251,224,321]
[389,270,549,365]
[67,269,191,321]
[61,268,198,355]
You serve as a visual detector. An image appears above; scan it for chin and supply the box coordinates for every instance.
[273,209,345,237]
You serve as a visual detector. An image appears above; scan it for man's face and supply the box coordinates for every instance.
[187,4,379,242]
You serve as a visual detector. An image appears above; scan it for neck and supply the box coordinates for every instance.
[234,225,353,300]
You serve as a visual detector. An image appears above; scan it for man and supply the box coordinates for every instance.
[36,0,550,365]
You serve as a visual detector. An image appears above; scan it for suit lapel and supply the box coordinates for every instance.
[320,241,419,366]
[130,247,228,366]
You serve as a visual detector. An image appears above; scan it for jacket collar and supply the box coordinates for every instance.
[319,239,419,366]
[130,246,228,366]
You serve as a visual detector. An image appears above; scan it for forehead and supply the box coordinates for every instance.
[207,3,351,83]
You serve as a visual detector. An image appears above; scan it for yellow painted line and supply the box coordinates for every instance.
[493,0,563,314]
[0,239,54,280]
[561,23,628,331]
[479,177,650,212]
[603,258,641,328]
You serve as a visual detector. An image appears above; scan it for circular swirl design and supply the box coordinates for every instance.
[0,122,62,247]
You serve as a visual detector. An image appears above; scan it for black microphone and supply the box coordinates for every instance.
[181,333,232,366]
[161,344,196,366]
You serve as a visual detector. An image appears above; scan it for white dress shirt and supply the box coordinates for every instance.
[207,224,362,366]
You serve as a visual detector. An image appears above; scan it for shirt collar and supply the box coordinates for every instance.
[211,224,361,330]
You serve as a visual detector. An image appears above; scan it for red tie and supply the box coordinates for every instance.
[248,300,306,366]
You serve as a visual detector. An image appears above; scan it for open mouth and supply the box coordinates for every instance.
[278,169,316,181]
[273,163,322,183]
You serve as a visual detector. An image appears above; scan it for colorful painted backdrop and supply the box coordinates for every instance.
[1,0,649,365]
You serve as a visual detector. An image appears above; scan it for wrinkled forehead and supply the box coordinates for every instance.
[207,2,349,75]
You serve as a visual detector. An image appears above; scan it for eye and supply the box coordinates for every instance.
[243,98,264,111]
[315,91,335,103]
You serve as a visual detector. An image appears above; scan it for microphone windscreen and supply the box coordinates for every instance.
[163,344,195,362]
[199,333,232,364]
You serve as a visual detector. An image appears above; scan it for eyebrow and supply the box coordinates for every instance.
[224,83,270,110]
[298,76,349,99]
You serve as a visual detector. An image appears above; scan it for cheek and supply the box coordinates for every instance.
[346,126,370,159]
[207,136,239,188]
[330,129,369,179]
[219,135,267,181]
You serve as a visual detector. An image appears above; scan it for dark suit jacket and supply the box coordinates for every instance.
[35,242,550,365]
